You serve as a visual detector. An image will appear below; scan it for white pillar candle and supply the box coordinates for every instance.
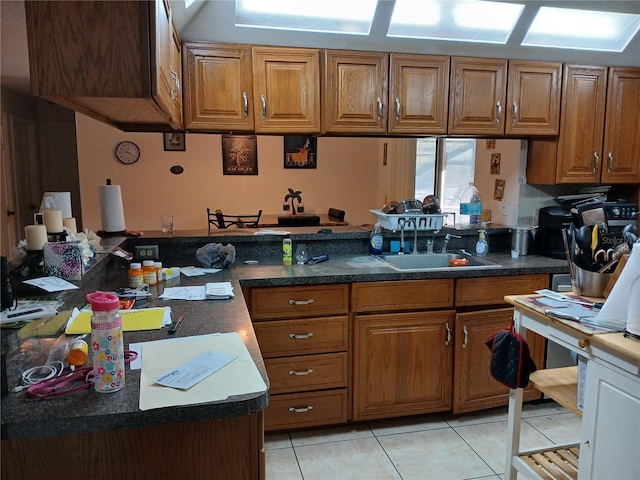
[63,217,77,234]
[43,209,63,233]
[25,224,48,251]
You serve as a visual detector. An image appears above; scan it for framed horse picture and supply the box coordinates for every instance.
[284,136,317,169]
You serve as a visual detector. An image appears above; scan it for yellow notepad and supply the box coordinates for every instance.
[65,308,167,334]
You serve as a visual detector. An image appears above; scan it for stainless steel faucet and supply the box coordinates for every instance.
[399,218,418,254]
[442,233,462,253]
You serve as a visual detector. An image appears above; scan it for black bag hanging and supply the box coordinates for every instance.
[484,326,537,389]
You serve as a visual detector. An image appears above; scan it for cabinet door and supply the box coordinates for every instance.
[505,60,561,135]
[353,310,454,420]
[252,47,321,134]
[453,308,543,414]
[602,67,640,183]
[168,18,183,127]
[388,53,449,134]
[182,43,254,131]
[449,57,507,135]
[323,50,389,133]
[580,359,640,479]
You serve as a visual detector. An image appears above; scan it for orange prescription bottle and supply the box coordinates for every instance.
[128,262,143,288]
[67,339,88,368]
[142,260,157,285]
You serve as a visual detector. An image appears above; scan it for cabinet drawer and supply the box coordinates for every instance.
[264,389,348,431]
[455,274,548,307]
[265,352,348,394]
[352,279,454,312]
[254,316,348,357]
[250,284,349,319]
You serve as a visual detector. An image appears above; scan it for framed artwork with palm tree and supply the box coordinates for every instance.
[222,135,258,175]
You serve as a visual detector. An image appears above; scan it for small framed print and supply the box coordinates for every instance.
[164,132,185,151]
[494,179,506,201]
[222,135,258,175]
[490,153,501,175]
[486,139,496,150]
[284,136,317,169]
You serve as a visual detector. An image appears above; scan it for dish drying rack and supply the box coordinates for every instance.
[370,210,445,232]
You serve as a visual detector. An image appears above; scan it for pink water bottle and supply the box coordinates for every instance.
[86,292,125,393]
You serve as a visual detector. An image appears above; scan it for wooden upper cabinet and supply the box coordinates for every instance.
[323,50,389,134]
[602,67,640,183]
[182,43,254,131]
[168,6,183,127]
[388,54,450,135]
[448,57,507,135]
[25,0,183,131]
[252,47,321,134]
[527,65,608,184]
[505,60,562,135]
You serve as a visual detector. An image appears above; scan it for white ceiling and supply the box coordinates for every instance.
[2,0,640,96]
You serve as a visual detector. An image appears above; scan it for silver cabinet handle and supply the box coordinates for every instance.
[170,66,180,100]
[462,325,469,349]
[495,101,502,124]
[395,97,401,121]
[288,332,314,339]
[242,91,248,118]
[376,96,383,121]
[593,152,600,173]
[261,94,267,120]
[608,152,614,172]
[288,406,313,413]
[288,299,314,305]
[288,369,314,376]
[445,322,451,346]
[512,100,518,124]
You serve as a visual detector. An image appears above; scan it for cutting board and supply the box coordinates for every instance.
[603,254,629,298]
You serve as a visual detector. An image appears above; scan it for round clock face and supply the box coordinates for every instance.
[115,141,140,165]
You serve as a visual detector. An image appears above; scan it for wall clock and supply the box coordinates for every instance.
[115,141,140,165]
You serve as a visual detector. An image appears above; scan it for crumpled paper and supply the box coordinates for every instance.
[196,243,236,269]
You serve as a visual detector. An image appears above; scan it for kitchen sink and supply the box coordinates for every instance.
[373,252,502,272]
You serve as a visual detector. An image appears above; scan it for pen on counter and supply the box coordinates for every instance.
[168,315,185,335]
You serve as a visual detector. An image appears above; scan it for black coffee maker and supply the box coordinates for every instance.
[535,206,573,259]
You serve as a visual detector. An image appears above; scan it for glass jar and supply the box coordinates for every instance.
[86,292,125,393]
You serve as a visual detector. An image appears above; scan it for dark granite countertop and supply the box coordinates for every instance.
[1,227,569,441]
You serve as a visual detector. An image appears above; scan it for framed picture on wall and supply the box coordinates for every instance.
[164,132,185,151]
[284,136,317,169]
[222,135,258,175]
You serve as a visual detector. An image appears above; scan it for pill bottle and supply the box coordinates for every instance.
[283,236,292,266]
[67,338,88,368]
[142,260,157,285]
[128,262,143,288]
[86,292,125,393]
[154,261,163,283]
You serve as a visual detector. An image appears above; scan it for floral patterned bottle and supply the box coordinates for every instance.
[86,292,125,392]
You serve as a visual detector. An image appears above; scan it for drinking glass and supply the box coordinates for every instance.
[161,215,174,234]
[295,244,308,265]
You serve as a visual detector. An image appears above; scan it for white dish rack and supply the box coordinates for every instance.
[370,209,445,231]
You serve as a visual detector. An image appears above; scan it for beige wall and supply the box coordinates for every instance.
[76,114,387,232]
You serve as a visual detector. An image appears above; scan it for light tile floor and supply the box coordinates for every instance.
[265,401,581,480]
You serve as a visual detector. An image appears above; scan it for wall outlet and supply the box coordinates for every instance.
[134,245,159,261]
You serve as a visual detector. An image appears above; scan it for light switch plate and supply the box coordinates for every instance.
[134,245,159,261]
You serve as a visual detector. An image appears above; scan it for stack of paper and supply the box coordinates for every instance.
[159,282,234,301]
[205,282,234,299]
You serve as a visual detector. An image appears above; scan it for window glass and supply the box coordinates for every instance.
[415,138,476,221]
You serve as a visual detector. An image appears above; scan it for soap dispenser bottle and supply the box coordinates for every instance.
[475,230,489,257]
[369,223,383,255]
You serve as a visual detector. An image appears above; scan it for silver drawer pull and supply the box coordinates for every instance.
[289,406,314,413]
[288,368,314,376]
[288,299,314,305]
[288,332,314,339]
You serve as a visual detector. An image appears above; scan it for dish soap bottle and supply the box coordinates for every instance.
[283,236,292,265]
[369,223,383,255]
[475,229,489,257]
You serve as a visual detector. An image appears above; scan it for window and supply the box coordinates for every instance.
[415,138,476,220]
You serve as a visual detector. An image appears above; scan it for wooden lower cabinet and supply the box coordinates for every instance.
[264,390,348,431]
[353,310,455,420]
[453,308,545,414]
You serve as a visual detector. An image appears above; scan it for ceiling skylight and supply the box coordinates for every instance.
[235,0,377,35]
[388,0,524,44]
[522,6,640,52]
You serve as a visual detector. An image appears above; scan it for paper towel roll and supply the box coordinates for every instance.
[98,185,126,233]
[40,192,72,219]
[595,244,640,333]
